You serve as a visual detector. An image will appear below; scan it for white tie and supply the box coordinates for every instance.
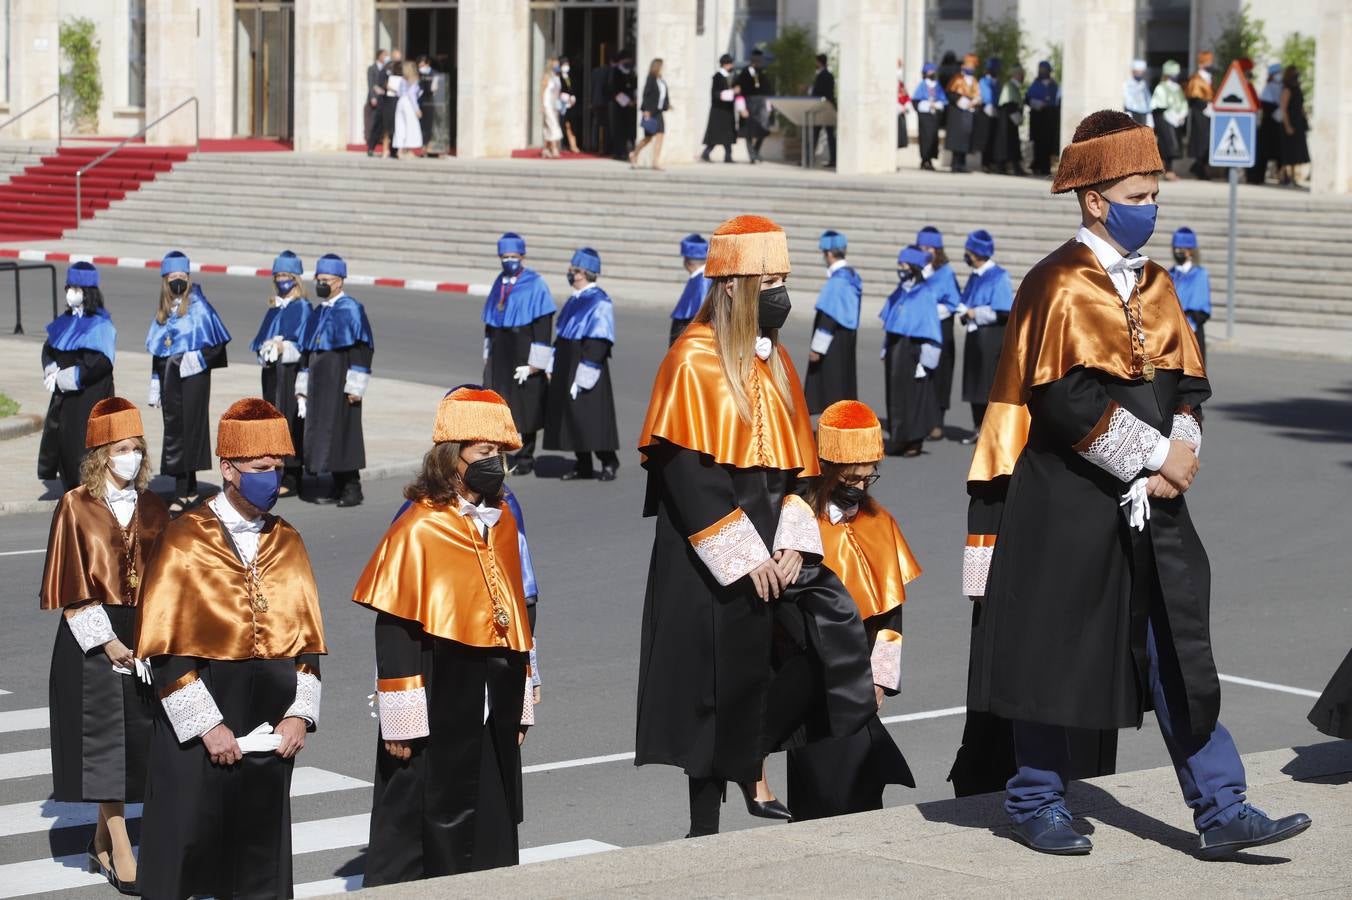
[106,485,137,506]
[754,336,773,361]
[459,500,502,529]
[1108,255,1149,274]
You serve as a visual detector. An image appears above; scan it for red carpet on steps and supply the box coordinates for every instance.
[0,145,189,241]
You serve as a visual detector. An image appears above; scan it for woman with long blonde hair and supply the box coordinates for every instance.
[41,398,169,893]
[540,57,563,158]
[635,215,875,837]
[144,250,231,512]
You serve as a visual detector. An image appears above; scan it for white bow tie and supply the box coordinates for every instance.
[459,500,502,529]
[106,485,137,505]
[1108,255,1149,273]
[827,502,857,525]
[754,336,773,361]
[226,516,265,535]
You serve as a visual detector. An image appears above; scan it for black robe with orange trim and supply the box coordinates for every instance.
[962,239,1213,735]
[635,323,875,785]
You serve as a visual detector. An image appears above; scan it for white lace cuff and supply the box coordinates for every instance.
[1075,404,1164,482]
[689,508,772,587]
[283,669,322,728]
[810,328,834,355]
[963,537,995,598]
[528,342,554,371]
[871,630,902,691]
[377,678,430,741]
[67,603,117,654]
[773,494,824,557]
[529,644,541,688]
[294,370,309,396]
[521,674,536,726]
[1170,412,1202,456]
[160,674,225,744]
[574,361,602,391]
[344,368,370,397]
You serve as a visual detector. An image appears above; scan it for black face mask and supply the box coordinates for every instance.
[315,281,333,299]
[832,483,867,509]
[1173,250,1188,264]
[963,252,977,268]
[462,456,505,499]
[167,278,189,296]
[758,284,792,330]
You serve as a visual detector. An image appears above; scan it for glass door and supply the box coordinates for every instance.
[234,2,294,139]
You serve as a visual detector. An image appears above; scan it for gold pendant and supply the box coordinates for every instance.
[1142,362,1156,383]
[493,608,511,630]
[253,595,269,613]
[126,572,140,590]
[163,336,172,348]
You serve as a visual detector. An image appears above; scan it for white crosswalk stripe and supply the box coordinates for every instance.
[0,749,49,780]
[0,708,48,734]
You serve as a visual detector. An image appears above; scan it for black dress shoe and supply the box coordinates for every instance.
[511,457,535,476]
[560,468,594,481]
[1196,805,1311,860]
[737,782,792,821]
[336,484,364,508]
[598,465,618,482]
[960,430,980,445]
[1010,806,1092,855]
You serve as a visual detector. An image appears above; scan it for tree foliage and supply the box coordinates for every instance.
[59,17,102,133]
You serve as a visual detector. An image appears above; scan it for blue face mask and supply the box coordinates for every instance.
[235,467,281,512]
[501,258,522,276]
[275,278,296,296]
[1104,201,1158,254]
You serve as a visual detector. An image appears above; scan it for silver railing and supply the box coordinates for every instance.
[74,97,198,228]
[0,92,62,143]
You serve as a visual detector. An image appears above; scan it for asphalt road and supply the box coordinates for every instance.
[1,267,1349,896]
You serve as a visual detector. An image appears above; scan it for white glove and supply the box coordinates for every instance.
[918,343,942,370]
[973,305,999,326]
[260,339,281,364]
[43,362,58,392]
[720,88,735,102]
[147,375,161,408]
[917,99,932,113]
[236,722,284,754]
[914,362,927,380]
[569,381,580,400]
[294,370,309,397]
[810,329,834,355]
[279,340,301,365]
[983,103,996,117]
[936,304,953,321]
[1166,110,1187,128]
[1120,477,1151,531]
[296,395,307,419]
[113,658,154,685]
[483,337,490,362]
[1203,105,1214,119]
[55,366,80,392]
[178,349,206,378]
[954,303,969,319]
[957,96,972,111]
[513,365,532,385]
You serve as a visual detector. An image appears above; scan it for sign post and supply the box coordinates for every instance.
[1208,61,1260,341]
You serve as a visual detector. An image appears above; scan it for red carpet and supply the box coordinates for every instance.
[0,145,190,241]
[510,148,603,160]
[70,137,293,152]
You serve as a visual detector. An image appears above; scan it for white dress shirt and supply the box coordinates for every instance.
[209,493,265,565]
[827,259,849,276]
[688,265,706,281]
[972,258,996,277]
[104,480,137,527]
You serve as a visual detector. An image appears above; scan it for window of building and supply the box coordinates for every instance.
[734,0,776,61]
[128,0,146,108]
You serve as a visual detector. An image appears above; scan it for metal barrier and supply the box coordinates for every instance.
[74,97,198,228]
[0,92,62,143]
[1,261,59,335]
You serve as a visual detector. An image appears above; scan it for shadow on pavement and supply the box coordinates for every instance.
[1212,383,1352,446]
[1280,739,1352,786]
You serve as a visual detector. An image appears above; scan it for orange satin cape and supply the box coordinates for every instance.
[135,507,327,660]
[351,500,533,652]
[41,486,169,609]
[1184,73,1214,102]
[637,323,819,475]
[969,240,1206,484]
[820,505,921,621]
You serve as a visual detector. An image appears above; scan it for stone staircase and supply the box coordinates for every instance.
[69,153,1352,330]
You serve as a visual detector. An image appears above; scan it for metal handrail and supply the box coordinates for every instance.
[74,96,198,228]
[0,92,61,144]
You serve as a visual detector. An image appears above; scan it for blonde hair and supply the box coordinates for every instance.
[81,435,152,498]
[693,274,794,423]
[402,60,418,85]
[155,275,193,324]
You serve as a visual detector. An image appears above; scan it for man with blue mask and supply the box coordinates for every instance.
[958,110,1309,860]
[482,232,556,476]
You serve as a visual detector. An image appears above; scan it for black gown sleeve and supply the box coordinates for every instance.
[374,611,425,680]
[76,349,113,385]
[348,341,374,370]
[967,477,1007,535]
[1026,366,1115,448]
[296,652,322,675]
[814,311,840,335]
[1175,374,1210,417]
[654,444,742,537]
[41,341,55,370]
[580,336,612,365]
[529,312,554,346]
[200,341,228,370]
[151,654,202,685]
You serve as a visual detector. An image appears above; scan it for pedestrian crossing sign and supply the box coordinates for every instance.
[1209,112,1256,167]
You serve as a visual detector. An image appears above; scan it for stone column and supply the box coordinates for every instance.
[350,0,377,148]
[144,0,203,144]
[295,0,359,152]
[636,0,704,164]
[457,0,529,158]
[834,0,902,175]
[1310,0,1352,194]
[1059,0,1134,142]
[10,0,60,140]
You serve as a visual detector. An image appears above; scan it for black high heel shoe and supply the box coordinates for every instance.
[88,838,138,895]
[736,782,793,821]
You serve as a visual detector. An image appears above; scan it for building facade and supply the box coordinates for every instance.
[1,0,1348,191]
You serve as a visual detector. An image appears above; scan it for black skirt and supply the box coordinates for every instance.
[803,320,858,415]
[154,355,214,477]
[916,111,941,159]
[48,606,155,803]
[1308,647,1352,740]
[261,361,304,470]
[1186,103,1211,160]
[544,338,619,453]
[39,350,114,489]
[962,323,1006,405]
[1280,128,1310,166]
[1155,118,1181,162]
[945,107,974,153]
[884,336,938,450]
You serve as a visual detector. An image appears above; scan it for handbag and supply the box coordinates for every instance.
[642,116,660,136]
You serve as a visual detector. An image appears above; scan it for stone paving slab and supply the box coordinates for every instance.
[343,741,1351,899]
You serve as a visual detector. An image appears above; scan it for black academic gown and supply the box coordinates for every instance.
[804,311,857,414]
[635,447,875,784]
[262,361,304,476]
[39,339,114,490]
[544,337,619,453]
[969,368,1219,734]
[961,314,1009,405]
[1308,647,1352,740]
[153,344,227,477]
[702,73,737,147]
[883,336,939,451]
[364,612,526,885]
[935,316,956,417]
[301,341,372,475]
[484,314,552,438]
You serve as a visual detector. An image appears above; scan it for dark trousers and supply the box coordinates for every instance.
[516,432,537,462]
[574,451,619,473]
[952,150,968,170]
[745,135,766,160]
[365,101,381,152]
[812,125,837,166]
[174,473,198,497]
[378,97,398,151]
[702,143,732,161]
[1006,610,1247,831]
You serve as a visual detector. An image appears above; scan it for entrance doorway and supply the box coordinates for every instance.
[233,1,294,140]
[529,1,637,153]
[375,1,458,152]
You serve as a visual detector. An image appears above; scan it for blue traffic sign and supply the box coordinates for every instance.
[1210,111,1257,167]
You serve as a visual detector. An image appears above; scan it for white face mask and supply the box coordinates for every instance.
[561,65,570,74]
[66,288,83,308]
[897,68,905,81]
[419,66,430,75]
[109,450,143,482]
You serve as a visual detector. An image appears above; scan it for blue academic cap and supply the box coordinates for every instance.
[922,61,937,75]
[497,232,527,256]
[272,250,303,276]
[897,246,929,268]
[1172,227,1198,249]
[160,250,190,276]
[570,247,602,273]
[315,253,347,278]
[1038,60,1052,71]
[680,233,708,260]
[915,226,944,249]
[1268,63,1282,75]
[66,261,98,288]
[818,230,847,252]
[986,57,1002,72]
[965,229,995,258]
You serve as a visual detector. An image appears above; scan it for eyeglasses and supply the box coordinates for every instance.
[838,473,880,489]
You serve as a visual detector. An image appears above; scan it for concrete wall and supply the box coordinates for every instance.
[58,0,144,137]
[295,0,356,152]
[1309,0,1351,194]
[144,0,231,144]
[456,0,529,158]
[9,0,61,140]
[1059,0,1136,142]
[835,0,902,175]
